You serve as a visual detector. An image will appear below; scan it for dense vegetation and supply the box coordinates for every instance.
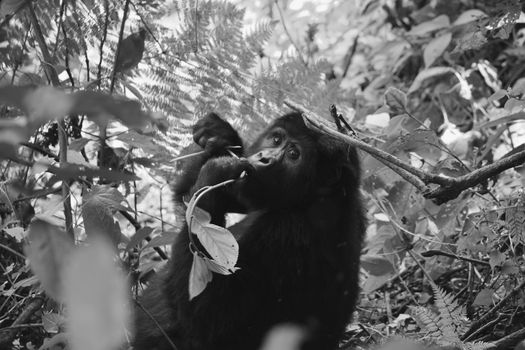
[0,0,524,349]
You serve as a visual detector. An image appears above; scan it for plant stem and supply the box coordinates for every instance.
[27,2,74,239]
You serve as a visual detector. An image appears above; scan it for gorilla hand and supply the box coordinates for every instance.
[194,156,252,189]
[193,113,243,156]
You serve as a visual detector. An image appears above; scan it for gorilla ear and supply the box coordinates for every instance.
[317,134,361,192]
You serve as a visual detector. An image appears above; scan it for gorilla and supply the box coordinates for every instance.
[134,112,365,350]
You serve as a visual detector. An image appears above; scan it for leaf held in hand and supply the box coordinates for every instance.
[185,180,241,299]
[189,252,213,300]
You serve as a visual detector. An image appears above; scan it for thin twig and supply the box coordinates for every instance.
[341,35,359,78]
[463,314,502,342]
[70,6,90,82]
[97,0,110,89]
[109,0,131,93]
[274,0,306,66]
[173,151,205,162]
[0,243,26,260]
[59,3,75,88]
[135,300,178,350]
[491,328,525,349]
[0,323,43,332]
[27,2,74,239]
[461,279,525,341]
[0,295,45,346]
[421,249,490,266]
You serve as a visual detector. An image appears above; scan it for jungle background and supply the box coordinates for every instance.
[0,0,525,349]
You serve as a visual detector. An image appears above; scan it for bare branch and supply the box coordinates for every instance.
[284,99,525,204]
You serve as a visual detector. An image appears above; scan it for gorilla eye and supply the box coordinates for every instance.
[272,134,282,146]
[288,147,300,160]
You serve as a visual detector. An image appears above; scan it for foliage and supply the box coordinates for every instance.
[0,0,525,349]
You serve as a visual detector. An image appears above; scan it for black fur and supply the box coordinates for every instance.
[134,112,365,350]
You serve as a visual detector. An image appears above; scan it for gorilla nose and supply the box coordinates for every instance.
[248,150,278,168]
[258,155,272,165]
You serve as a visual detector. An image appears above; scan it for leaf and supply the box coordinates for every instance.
[191,221,239,270]
[453,9,487,25]
[407,15,450,36]
[489,251,505,269]
[500,261,519,275]
[473,289,494,306]
[4,226,25,241]
[68,138,91,152]
[126,227,154,251]
[423,33,452,68]
[487,89,507,104]
[361,274,392,293]
[186,189,239,272]
[361,254,395,276]
[63,238,130,350]
[83,185,128,212]
[189,253,213,300]
[42,312,64,334]
[66,150,90,166]
[0,0,25,16]
[384,87,407,115]
[72,91,157,130]
[0,86,166,134]
[82,186,127,245]
[365,112,390,128]
[408,67,455,94]
[477,111,525,130]
[24,87,74,124]
[24,220,75,300]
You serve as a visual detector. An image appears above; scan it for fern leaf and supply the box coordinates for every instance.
[430,283,470,336]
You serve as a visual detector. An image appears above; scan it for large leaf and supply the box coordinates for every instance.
[189,253,213,300]
[423,33,452,68]
[361,254,396,276]
[186,197,239,272]
[0,86,165,148]
[63,238,130,350]
[82,186,128,245]
[408,67,455,94]
[0,0,25,16]
[126,227,154,251]
[24,220,75,300]
[384,87,407,115]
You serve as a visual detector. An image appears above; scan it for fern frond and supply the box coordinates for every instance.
[461,341,495,350]
[430,283,470,336]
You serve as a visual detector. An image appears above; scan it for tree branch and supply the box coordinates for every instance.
[284,99,525,204]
